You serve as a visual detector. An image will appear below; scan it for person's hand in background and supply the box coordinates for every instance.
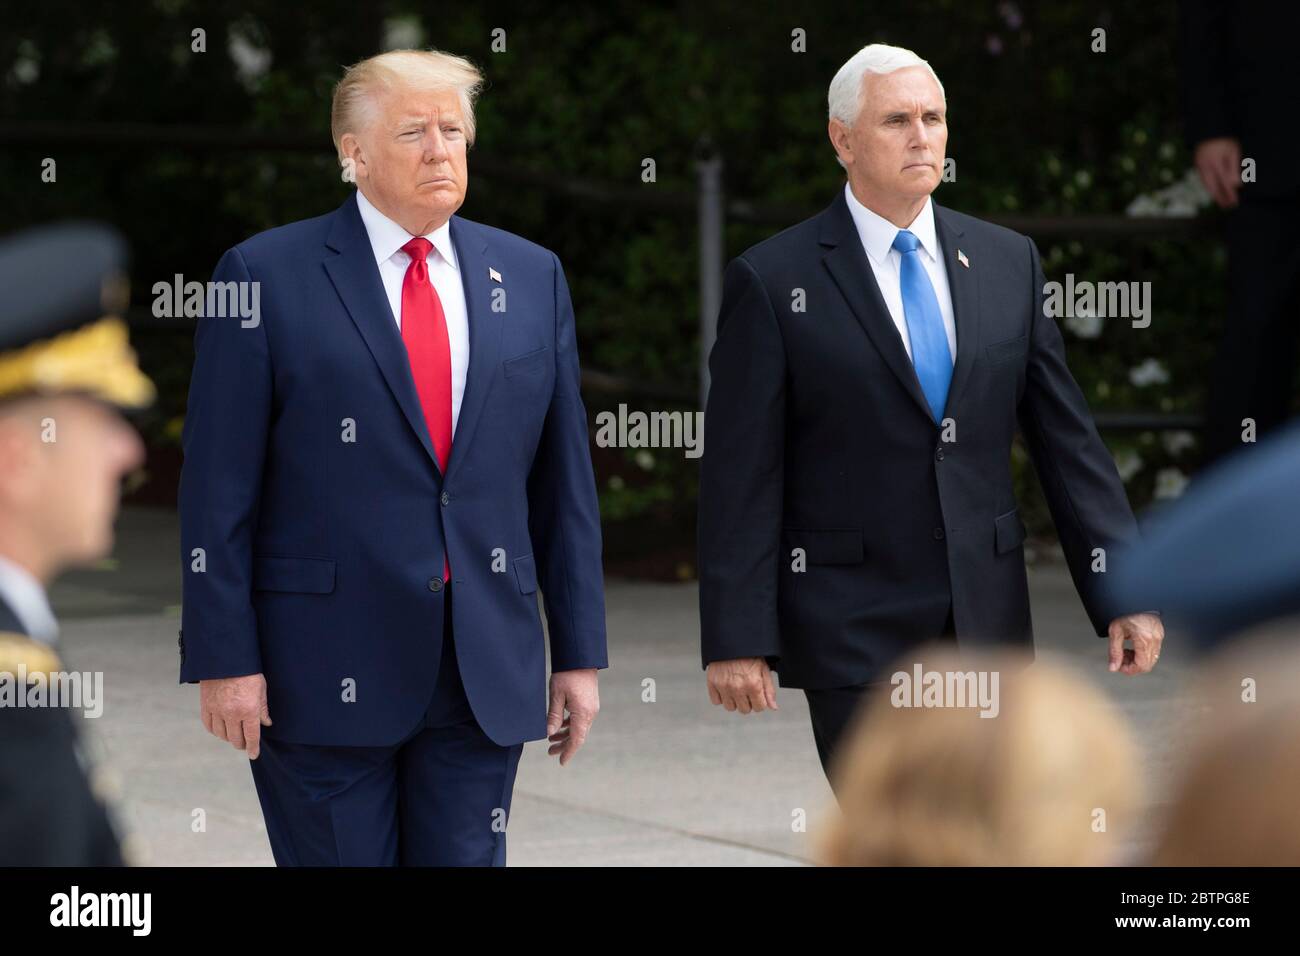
[1194,137,1243,209]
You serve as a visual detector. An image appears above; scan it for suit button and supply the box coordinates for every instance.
[933,527,945,540]
[440,491,450,506]
[935,446,945,461]
[428,577,444,592]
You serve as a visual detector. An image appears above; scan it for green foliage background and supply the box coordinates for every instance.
[1,0,1224,574]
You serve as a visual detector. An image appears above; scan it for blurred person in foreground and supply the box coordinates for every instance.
[1108,422,1300,864]
[1110,417,1300,645]
[1150,636,1300,865]
[0,222,152,865]
[816,648,1141,866]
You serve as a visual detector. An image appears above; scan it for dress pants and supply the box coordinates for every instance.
[803,605,958,789]
[249,584,524,866]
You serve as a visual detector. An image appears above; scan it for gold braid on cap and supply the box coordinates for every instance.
[0,316,155,408]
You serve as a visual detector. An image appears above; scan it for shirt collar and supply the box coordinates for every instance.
[0,553,58,645]
[355,188,459,272]
[843,182,939,267]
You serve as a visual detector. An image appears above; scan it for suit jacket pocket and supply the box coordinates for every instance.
[513,553,539,594]
[994,508,1027,555]
[503,346,550,378]
[253,555,337,594]
[784,528,864,565]
[985,333,1028,366]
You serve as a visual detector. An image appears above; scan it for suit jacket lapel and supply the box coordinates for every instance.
[443,216,503,487]
[819,191,933,421]
[935,205,981,419]
[323,193,441,475]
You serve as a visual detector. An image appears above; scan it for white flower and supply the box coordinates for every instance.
[1126,195,1158,216]
[1114,448,1144,483]
[383,15,424,49]
[1065,309,1104,339]
[228,30,271,89]
[1154,467,1189,499]
[1125,168,1212,218]
[634,450,655,471]
[1161,430,1197,455]
[1129,358,1170,388]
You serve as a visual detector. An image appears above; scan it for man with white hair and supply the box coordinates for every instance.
[180,49,607,864]
[698,43,1163,783]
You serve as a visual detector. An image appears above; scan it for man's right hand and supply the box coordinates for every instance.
[200,674,272,760]
[706,657,779,714]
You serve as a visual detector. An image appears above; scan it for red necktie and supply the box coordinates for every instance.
[400,237,452,581]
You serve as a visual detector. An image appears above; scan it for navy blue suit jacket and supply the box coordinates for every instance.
[179,193,608,747]
[699,191,1144,688]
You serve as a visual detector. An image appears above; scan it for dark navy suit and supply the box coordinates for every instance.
[698,190,1145,777]
[179,193,607,864]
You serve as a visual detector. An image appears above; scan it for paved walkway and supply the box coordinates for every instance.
[49,508,1199,865]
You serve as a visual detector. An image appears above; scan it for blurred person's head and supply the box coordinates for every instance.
[0,223,151,586]
[817,648,1141,866]
[1150,635,1300,865]
[0,394,144,583]
[332,49,484,236]
[827,43,948,225]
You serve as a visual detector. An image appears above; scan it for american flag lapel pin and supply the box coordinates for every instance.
[957,249,970,269]
[489,267,502,283]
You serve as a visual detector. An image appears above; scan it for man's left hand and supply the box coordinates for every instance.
[1107,612,1164,675]
[547,668,600,765]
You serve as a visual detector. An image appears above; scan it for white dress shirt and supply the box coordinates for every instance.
[355,188,471,437]
[843,183,957,365]
[0,553,58,645]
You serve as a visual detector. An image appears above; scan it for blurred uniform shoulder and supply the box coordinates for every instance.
[0,631,124,866]
[0,629,61,674]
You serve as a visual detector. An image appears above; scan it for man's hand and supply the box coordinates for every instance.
[200,674,271,760]
[1194,137,1243,209]
[547,668,599,766]
[1107,613,1164,675]
[706,657,778,714]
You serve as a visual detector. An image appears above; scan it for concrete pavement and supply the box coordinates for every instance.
[48,507,1201,866]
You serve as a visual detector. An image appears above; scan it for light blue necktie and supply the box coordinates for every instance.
[892,229,952,423]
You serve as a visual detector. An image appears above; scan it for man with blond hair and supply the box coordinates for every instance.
[698,43,1163,783]
[180,49,607,865]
